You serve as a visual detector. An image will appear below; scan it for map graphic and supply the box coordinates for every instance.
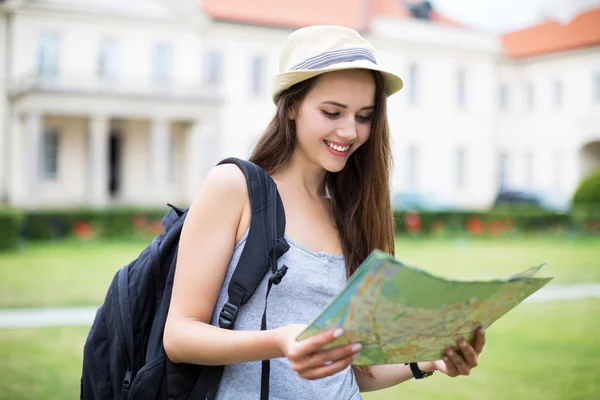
[296,250,553,365]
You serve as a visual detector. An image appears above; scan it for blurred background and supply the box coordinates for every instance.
[0,0,599,399]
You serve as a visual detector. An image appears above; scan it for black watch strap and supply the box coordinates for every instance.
[407,362,434,379]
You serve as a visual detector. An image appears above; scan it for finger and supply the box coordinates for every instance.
[458,338,479,368]
[297,342,361,372]
[295,328,344,356]
[472,326,486,354]
[439,356,459,377]
[299,353,356,380]
[445,348,470,376]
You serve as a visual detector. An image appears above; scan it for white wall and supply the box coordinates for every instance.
[10,6,207,92]
[3,0,599,209]
[370,19,501,208]
[497,48,600,201]
[0,14,7,201]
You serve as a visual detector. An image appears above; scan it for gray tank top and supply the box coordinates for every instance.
[209,229,362,400]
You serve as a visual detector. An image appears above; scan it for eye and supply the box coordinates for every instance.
[321,110,340,119]
[356,114,372,124]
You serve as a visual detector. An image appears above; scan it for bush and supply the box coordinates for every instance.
[0,208,23,251]
[394,208,573,236]
[21,207,168,241]
[573,169,600,205]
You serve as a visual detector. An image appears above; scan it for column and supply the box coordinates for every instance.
[8,112,23,205]
[26,112,42,208]
[149,117,170,198]
[185,121,217,203]
[88,115,109,206]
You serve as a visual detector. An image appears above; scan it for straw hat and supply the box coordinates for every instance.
[270,25,404,104]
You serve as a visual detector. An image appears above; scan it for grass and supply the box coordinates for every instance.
[394,235,600,283]
[0,239,147,308]
[0,299,597,400]
[0,235,599,309]
[364,299,600,400]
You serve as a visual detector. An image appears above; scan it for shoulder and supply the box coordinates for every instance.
[188,163,251,242]
[201,163,248,196]
[186,163,249,221]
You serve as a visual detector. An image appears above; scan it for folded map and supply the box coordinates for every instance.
[296,250,553,365]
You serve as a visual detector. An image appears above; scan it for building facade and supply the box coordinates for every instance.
[0,0,598,210]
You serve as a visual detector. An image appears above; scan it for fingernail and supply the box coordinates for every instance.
[480,326,485,334]
[352,343,362,352]
[447,349,454,356]
[324,361,333,366]
[333,328,344,338]
[443,356,449,362]
[459,340,467,348]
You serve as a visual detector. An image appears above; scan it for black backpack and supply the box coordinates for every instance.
[80,157,291,400]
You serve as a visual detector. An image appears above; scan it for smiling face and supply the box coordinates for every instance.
[289,69,376,173]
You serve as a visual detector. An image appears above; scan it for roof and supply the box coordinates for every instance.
[501,7,600,59]
[199,0,463,32]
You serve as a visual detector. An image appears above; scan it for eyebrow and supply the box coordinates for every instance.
[321,101,375,110]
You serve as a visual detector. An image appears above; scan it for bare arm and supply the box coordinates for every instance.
[163,164,362,377]
[163,164,283,365]
[353,328,486,392]
[353,362,436,392]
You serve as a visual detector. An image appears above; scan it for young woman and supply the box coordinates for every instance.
[164,25,486,399]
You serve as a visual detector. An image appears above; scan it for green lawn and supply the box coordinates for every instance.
[363,299,600,400]
[0,235,599,309]
[394,235,600,283]
[1,299,598,400]
[0,239,148,308]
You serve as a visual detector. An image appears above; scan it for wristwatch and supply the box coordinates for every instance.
[406,362,434,379]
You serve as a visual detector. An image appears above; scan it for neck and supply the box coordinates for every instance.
[273,151,328,199]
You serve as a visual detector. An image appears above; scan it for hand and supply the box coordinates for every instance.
[274,324,362,380]
[432,326,486,377]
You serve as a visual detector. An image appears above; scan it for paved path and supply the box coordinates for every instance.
[1,283,600,330]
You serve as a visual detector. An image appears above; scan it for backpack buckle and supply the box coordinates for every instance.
[218,302,239,330]
[269,265,288,285]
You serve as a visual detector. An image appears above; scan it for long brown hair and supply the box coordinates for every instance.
[251,71,394,378]
[250,71,396,276]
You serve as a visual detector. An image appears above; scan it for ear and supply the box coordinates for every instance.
[287,102,297,120]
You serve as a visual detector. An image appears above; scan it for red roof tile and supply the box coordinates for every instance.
[501,7,600,59]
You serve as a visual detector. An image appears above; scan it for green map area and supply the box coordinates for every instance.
[296,250,553,365]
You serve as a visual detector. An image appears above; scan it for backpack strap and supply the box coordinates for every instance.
[216,157,289,329]
[191,157,289,400]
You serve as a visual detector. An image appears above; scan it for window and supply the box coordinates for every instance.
[553,149,562,189]
[498,152,509,189]
[524,151,534,187]
[499,84,509,110]
[41,127,59,180]
[203,50,223,85]
[456,147,466,189]
[98,37,118,79]
[554,79,562,109]
[594,73,600,103]
[166,131,176,183]
[457,68,466,109]
[251,55,265,96]
[38,33,60,77]
[525,82,534,110]
[408,63,418,105]
[153,43,173,84]
[407,144,419,189]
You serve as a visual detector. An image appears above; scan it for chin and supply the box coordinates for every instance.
[321,158,349,174]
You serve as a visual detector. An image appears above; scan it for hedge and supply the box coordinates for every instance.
[0,208,23,251]
[573,168,600,204]
[0,204,599,253]
[21,207,168,242]
[393,207,595,236]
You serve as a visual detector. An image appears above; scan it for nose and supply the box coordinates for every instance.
[336,120,357,142]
